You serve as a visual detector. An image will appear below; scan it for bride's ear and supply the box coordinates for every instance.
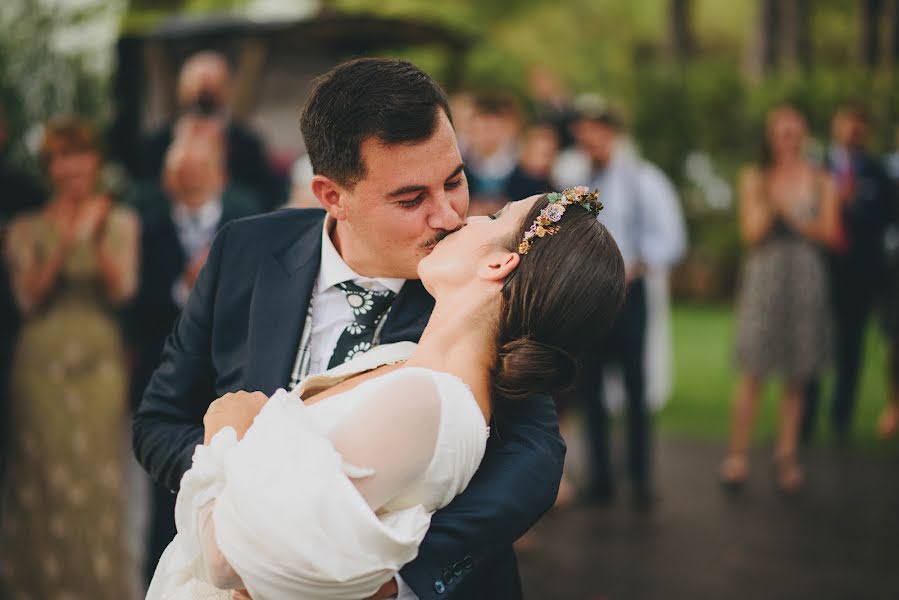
[478,249,520,283]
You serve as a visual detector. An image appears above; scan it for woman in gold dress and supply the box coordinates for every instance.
[0,116,139,598]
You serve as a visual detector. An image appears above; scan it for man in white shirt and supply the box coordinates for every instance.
[570,106,686,509]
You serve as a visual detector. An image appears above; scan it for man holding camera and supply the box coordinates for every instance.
[140,51,286,210]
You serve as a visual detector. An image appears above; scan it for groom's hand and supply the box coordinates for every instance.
[203,391,268,444]
[364,579,398,599]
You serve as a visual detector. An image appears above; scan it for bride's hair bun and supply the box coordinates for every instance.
[493,338,578,401]
[492,193,626,402]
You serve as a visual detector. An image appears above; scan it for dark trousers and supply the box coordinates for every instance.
[802,261,876,441]
[582,278,649,493]
[144,481,177,584]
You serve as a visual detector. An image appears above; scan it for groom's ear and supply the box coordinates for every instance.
[311,175,348,220]
[478,249,520,283]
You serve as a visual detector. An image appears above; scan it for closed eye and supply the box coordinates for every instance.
[397,194,425,208]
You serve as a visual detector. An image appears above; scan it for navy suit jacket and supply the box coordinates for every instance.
[132,208,566,599]
[126,184,260,412]
[828,151,892,288]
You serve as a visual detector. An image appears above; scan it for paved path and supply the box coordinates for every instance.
[518,436,899,600]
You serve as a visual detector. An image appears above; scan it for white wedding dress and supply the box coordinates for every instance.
[146,342,488,600]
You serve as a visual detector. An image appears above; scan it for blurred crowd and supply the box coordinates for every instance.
[0,51,897,598]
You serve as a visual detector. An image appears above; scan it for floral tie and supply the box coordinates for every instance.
[327,281,396,368]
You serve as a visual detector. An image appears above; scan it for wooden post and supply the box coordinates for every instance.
[669,0,695,64]
[860,0,885,69]
[232,38,268,121]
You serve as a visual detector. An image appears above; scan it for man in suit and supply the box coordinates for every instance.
[128,125,260,583]
[802,105,892,442]
[139,51,287,210]
[569,105,686,509]
[133,58,565,599]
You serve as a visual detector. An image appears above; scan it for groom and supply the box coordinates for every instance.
[133,58,565,599]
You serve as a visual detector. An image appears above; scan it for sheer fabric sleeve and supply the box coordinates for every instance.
[197,369,443,590]
[326,368,442,511]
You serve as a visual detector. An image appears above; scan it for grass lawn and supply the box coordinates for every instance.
[658,304,896,449]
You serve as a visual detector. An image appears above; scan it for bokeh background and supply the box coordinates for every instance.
[1,1,898,599]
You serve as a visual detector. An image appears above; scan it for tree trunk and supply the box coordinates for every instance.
[860,0,885,69]
[780,0,811,72]
[669,0,694,64]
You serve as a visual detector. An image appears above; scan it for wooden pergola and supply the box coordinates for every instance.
[111,12,473,175]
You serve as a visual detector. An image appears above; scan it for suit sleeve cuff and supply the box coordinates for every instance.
[396,574,420,600]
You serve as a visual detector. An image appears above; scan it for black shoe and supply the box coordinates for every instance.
[580,485,615,507]
[630,485,656,512]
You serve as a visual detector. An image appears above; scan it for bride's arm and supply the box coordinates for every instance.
[198,501,245,589]
[196,371,443,590]
[325,369,442,511]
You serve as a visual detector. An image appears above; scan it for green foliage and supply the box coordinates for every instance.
[0,0,116,171]
[661,305,894,448]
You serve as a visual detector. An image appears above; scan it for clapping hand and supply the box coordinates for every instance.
[182,246,211,291]
[203,391,269,445]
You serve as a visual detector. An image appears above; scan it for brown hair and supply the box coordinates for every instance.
[39,115,102,168]
[493,195,626,400]
[300,58,451,188]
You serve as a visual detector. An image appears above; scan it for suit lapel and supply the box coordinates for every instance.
[381,279,434,344]
[244,216,324,393]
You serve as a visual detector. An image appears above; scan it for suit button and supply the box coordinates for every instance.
[463,555,474,569]
[434,580,446,594]
[442,569,453,584]
[453,566,463,577]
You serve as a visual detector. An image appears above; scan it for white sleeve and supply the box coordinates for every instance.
[196,369,443,590]
[198,500,245,589]
[636,162,688,269]
[326,368,442,511]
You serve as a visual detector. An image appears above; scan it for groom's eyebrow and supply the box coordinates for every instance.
[386,163,465,198]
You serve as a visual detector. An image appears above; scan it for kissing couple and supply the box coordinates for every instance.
[137,58,625,600]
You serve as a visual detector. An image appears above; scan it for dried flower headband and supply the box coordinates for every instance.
[518,186,603,255]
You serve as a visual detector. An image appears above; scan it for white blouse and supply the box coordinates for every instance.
[146,342,489,600]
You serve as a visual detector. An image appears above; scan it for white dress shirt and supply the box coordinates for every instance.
[589,149,687,271]
[304,217,405,377]
[170,197,223,308]
[292,218,415,599]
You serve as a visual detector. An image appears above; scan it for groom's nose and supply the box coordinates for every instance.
[427,192,464,232]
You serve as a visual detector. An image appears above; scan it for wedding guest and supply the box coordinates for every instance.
[505,122,560,201]
[721,106,840,492]
[464,92,522,216]
[128,126,259,583]
[0,103,44,488]
[802,105,892,442]
[139,51,286,210]
[0,116,139,598]
[526,65,576,149]
[572,105,687,508]
[878,131,899,437]
[285,154,317,209]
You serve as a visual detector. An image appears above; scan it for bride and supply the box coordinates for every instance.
[147,187,625,599]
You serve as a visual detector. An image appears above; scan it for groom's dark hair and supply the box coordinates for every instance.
[300,58,451,188]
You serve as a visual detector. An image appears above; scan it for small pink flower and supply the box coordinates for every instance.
[544,204,566,222]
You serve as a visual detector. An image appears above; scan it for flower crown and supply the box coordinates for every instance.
[518,186,603,255]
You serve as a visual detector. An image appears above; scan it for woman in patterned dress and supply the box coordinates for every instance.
[0,116,139,598]
[721,106,841,492]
